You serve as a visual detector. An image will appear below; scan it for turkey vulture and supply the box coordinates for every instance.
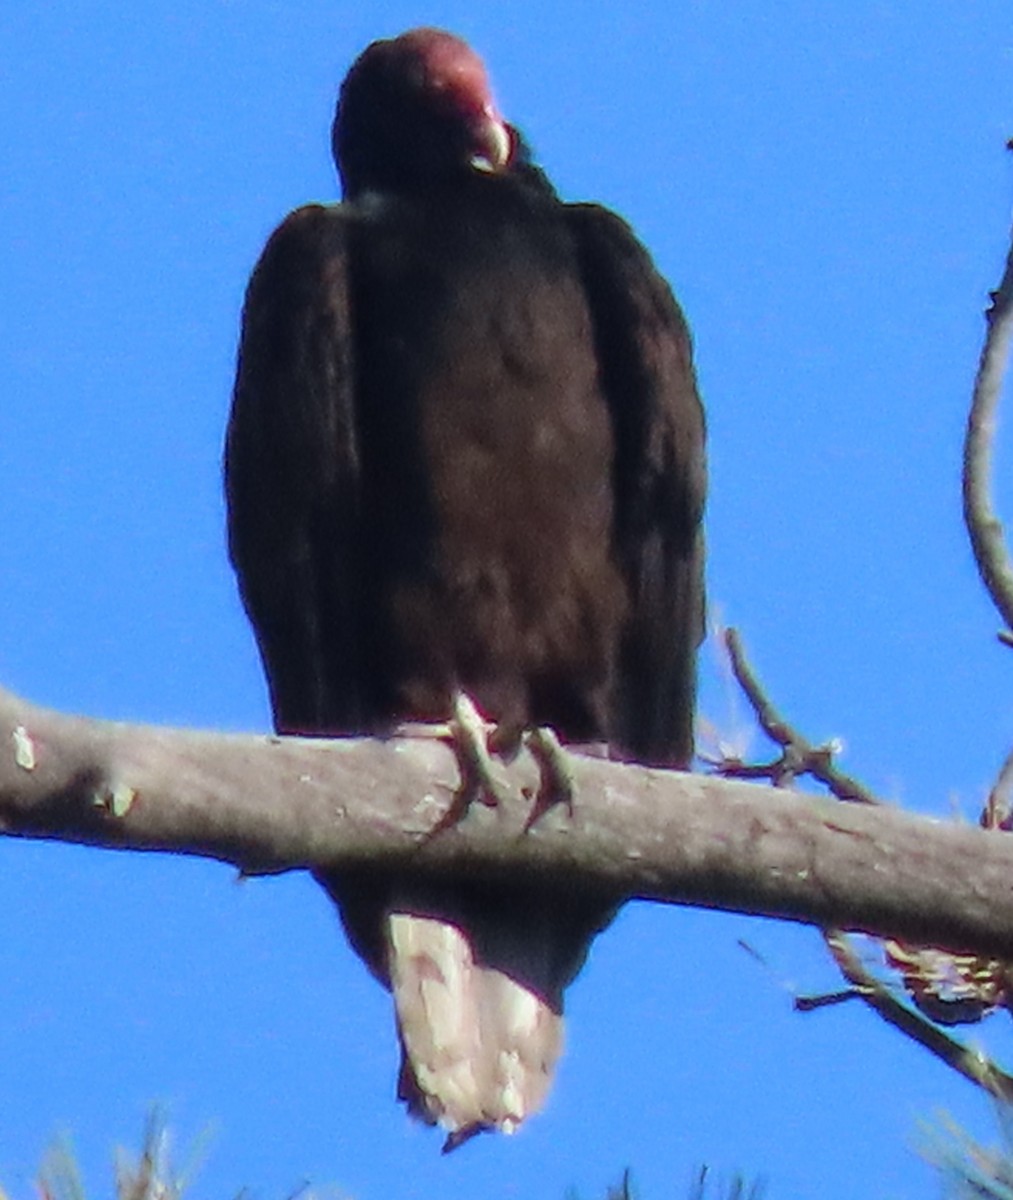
[225,27,705,1148]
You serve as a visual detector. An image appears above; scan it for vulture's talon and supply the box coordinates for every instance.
[426,692,512,836]
[523,725,576,827]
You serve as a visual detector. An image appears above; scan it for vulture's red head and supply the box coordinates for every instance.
[332,28,514,197]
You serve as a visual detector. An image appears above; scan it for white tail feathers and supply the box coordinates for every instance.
[387,910,563,1149]
[318,867,614,1150]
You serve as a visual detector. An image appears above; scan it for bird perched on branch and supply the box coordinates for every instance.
[225,26,705,1149]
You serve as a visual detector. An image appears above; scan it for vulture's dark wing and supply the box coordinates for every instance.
[225,205,362,735]
[567,203,706,767]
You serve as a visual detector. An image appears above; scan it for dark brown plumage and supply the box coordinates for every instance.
[225,27,705,1148]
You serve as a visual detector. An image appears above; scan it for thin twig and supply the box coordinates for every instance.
[718,628,881,805]
[986,744,1013,830]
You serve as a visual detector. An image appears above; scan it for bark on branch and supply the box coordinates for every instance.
[2,683,1013,958]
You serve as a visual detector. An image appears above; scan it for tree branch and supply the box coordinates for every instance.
[715,625,1013,1060]
[716,628,880,804]
[962,150,1013,637]
[4,683,1013,957]
[823,933,1013,1103]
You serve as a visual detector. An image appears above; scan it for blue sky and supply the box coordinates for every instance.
[3,3,1013,1197]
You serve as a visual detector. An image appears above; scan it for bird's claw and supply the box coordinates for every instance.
[523,725,576,828]
[426,692,512,836]
[423,696,576,836]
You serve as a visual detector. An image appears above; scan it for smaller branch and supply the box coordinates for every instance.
[719,626,1013,1101]
[962,151,1013,634]
[824,932,1013,1104]
[717,628,880,805]
[792,989,855,1013]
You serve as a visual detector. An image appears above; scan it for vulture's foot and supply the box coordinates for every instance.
[523,724,576,828]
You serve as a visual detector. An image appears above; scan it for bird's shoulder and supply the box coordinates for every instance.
[245,203,354,289]
[563,201,691,334]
